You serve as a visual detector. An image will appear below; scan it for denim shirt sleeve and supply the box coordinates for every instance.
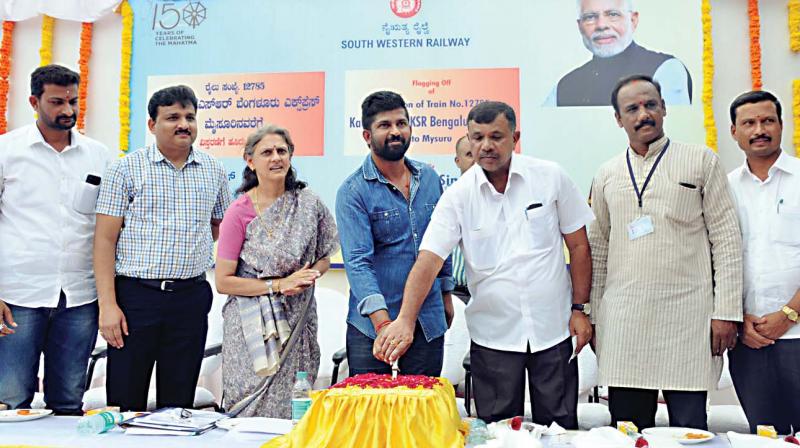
[335,182,389,316]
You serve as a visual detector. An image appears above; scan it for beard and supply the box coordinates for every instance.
[42,113,77,131]
[582,26,634,58]
[372,134,410,162]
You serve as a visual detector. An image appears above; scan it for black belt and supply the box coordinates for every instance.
[119,275,206,292]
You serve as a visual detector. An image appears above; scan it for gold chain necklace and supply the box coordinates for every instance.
[253,188,286,238]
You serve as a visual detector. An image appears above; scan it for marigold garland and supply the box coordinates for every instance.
[793,79,800,155]
[118,1,133,154]
[0,21,15,135]
[39,15,54,67]
[748,0,762,90]
[790,0,800,53]
[701,0,718,152]
[77,22,92,134]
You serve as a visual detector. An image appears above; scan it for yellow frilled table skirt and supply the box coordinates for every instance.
[262,378,466,448]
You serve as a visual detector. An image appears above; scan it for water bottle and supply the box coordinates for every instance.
[76,411,124,435]
[291,371,312,424]
[465,418,490,447]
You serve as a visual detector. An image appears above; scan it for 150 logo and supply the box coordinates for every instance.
[151,1,207,30]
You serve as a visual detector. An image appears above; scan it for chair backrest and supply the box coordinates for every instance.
[315,287,349,387]
[442,298,469,386]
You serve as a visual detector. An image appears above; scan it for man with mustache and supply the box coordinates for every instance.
[0,65,111,414]
[384,101,594,427]
[94,85,231,411]
[587,75,742,429]
[726,90,800,434]
[547,0,692,107]
[336,90,454,376]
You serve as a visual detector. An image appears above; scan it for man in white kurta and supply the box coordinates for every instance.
[588,75,742,430]
[726,90,800,434]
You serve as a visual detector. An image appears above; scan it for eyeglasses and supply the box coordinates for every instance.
[579,10,629,25]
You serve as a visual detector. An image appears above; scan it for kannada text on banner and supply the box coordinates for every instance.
[145,72,325,158]
[344,68,520,156]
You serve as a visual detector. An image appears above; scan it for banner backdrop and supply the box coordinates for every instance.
[131,0,703,206]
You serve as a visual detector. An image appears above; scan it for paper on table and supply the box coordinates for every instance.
[573,427,634,448]
[124,427,196,436]
[230,418,293,435]
[728,432,798,448]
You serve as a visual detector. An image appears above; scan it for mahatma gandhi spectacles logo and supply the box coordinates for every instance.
[390,0,421,18]
[151,1,206,46]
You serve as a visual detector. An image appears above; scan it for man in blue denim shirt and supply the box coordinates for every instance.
[336,91,454,376]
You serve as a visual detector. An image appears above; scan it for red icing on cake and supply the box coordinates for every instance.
[332,373,441,389]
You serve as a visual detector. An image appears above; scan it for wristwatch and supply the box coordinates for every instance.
[782,305,799,323]
[265,279,274,296]
[571,303,591,316]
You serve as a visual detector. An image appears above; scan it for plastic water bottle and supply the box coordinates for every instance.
[291,371,312,424]
[76,411,124,435]
[465,418,490,447]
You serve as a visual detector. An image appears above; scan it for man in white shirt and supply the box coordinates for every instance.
[377,101,594,426]
[727,90,800,434]
[0,65,111,414]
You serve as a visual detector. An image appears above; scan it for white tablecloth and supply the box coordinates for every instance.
[0,417,741,448]
[0,416,278,447]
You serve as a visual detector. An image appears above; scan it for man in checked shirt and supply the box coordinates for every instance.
[94,85,231,411]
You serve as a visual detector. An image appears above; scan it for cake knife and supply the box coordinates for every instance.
[391,360,399,379]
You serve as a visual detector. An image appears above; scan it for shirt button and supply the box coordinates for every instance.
[413,233,418,238]
[384,212,388,217]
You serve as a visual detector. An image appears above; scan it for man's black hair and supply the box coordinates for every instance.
[729,90,782,125]
[611,74,662,114]
[30,64,80,98]
[147,85,198,121]
[361,91,409,130]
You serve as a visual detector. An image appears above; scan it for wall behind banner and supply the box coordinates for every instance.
[4,1,799,205]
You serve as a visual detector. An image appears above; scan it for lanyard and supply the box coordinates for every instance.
[626,140,670,208]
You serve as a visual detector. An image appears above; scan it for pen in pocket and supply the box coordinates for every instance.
[525,203,543,219]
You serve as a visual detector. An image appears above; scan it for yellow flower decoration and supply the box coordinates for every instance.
[39,15,54,67]
[790,0,800,53]
[77,22,92,134]
[701,0,717,152]
[118,1,133,154]
[793,79,799,155]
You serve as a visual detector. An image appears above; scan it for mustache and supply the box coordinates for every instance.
[175,129,191,135]
[592,30,619,41]
[749,134,771,144]
[57,114,75,121]
[634,119,656,131]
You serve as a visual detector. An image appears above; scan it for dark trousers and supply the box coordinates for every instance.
[470,337,578,428]
[346,323,444,376]
[729,338,800,434]
[106,277,212,411]
[609,387,707,430]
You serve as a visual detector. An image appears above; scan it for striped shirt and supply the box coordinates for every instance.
[451,246,468,289]
[96,146,232,279]
[588,136,742,391]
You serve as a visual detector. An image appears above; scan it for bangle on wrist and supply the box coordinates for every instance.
[375,319,393,334]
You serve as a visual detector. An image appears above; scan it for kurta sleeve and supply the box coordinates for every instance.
[587,169,611,325]
[701,150,744,322]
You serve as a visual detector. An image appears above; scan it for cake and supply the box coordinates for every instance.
[261,374,466,448]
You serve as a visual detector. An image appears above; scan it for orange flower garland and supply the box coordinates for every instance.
[748,0,762,90]
[40,15,54,67]
[701,0,718,151]
[77,22,92,134]
[791,0,800,53]
[118,1,133,154]
[0,21,14,135]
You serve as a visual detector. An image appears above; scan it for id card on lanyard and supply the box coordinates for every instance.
[626,140,669,241]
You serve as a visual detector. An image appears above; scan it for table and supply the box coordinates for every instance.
[0,417,739,448]
[0,417,278,448]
